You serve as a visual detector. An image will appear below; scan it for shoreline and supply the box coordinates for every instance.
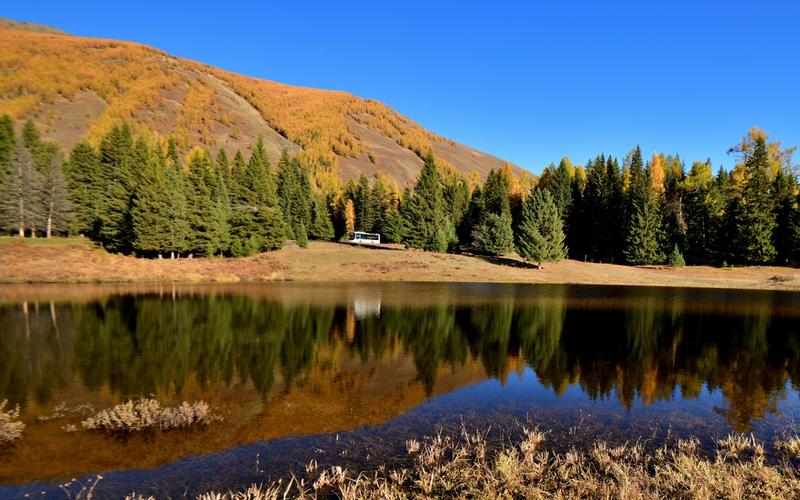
[1,237,799,291]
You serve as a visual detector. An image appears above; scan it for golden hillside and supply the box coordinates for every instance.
[0,27,526,184]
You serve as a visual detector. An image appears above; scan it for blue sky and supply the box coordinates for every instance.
[5,1,799,174]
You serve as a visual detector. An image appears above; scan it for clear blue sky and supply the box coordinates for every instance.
[5,1,799,174]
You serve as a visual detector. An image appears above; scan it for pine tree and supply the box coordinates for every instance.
[353,173,375,231]
[473,211,514,255]
[98,124,137,252]
[185,149,230,255]
[401,151,454,252]
[380,202,405,243]
[0,114,14,185]
[309,194,334,241]
[41,153,71,237]
[772,169,797,264]
[215,149,230,185]
[132,154,171,255]
[296,222,308,248]
[668,244,685,267]
[483,169,511,215]
[738,136,776,263]
[459,185,486,245]
[624,159,663,265]
[276,150,311,238]
[516,188,566,268]
[566,168,588,259]
[65,141,102,238]
[546,157,574,227]
[234,137,277,207]
[0,140,43,236]
[229,138,286,254]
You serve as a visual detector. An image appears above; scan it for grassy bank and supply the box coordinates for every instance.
[120,430,800,499]
[1,237,799,290]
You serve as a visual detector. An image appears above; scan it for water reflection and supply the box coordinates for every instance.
[2,284,799,437]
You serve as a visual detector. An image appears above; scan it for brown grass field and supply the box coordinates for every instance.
[1,237,799,291]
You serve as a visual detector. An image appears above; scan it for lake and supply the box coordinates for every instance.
[1,282,799,498]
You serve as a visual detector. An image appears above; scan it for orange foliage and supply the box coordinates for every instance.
[0,28,460,177]
[650,154,665,194]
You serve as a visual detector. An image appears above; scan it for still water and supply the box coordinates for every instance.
[1,282,799,498]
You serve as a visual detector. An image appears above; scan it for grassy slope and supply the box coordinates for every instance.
[1,237,798,290]
[0,27,526,184]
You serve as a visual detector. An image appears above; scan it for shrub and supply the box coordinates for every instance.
[668,244,685,267]
[0,400,25,445]
[81,399,220,433]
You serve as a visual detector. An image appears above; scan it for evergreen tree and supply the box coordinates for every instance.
[544,157,574,227]
[565,167,588,260]
[668,244,685,267]
[296,222,308,248]
[483,169,511,215]
[624,159,663,265]
[185,150,219,255]
[133,153,181,256]
[234,137,277,207]
[380,201,405,243]
[41,153,71,237]
[0,140,43,236]
[459,185,486,245]
[684,161,714,263]
[309,194,334,241]
[0,114,14,184]
[215,149,230,185]
[229,138,285,254]
[738,136,776,263]
[353,173,375,231]
[65,141,102,238]
[473,211,514,255]
[276,150,311,238]
[369,175,391,235]
[401,151,454,252]
[772,169,797,264]
[516,188,566,268]
[443,175,470,233]
[98,124,137,252]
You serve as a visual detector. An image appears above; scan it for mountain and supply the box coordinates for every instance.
[0,24,528,185]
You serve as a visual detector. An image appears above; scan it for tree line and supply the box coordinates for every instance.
[1,116,798,267]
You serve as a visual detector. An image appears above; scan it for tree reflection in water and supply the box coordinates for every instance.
[1,284,799,434]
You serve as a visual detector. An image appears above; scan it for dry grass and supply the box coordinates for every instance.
[81,398,220,434]
[1,237,799,291]
[179,430,800,499]
[0,399,25,446]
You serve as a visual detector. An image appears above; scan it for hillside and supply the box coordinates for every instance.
[0,25,526,185]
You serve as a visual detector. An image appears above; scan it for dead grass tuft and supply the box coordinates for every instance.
[0,400,25,446]
[187,430,800,499]
[81,398,221,434]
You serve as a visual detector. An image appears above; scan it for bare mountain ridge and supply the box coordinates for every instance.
[0,24,528,185]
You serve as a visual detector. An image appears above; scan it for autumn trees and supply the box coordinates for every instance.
[0,116,798,269]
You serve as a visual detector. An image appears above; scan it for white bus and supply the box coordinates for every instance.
[347,231,381,245]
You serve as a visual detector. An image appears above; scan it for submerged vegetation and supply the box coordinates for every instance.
[121,429,800,499]
[81,399,220,433]
[0,399,24,446]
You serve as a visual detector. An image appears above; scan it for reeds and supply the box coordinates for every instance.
[188,429,800,499]
[81,398,220,433]
[0,399,25,446]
